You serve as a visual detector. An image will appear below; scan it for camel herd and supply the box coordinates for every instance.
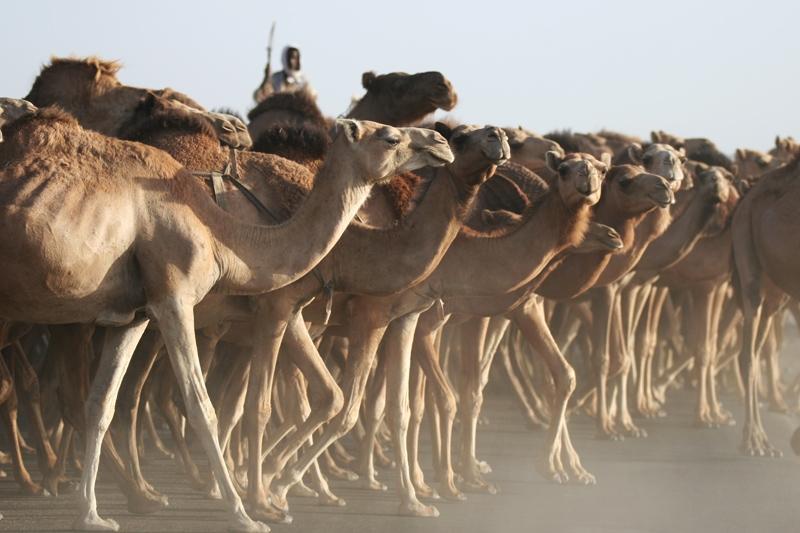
[0,56,798,532]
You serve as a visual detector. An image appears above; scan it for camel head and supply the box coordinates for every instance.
[354,70,457,124]
[575,222,624,253]
[0,98,38,143]
[624,143,687,190]
[545,152,608,208]
[504,127,564,174]
[694,166,737,236]
[770,135,800,164]
[434,123,510,185]
[683,137,733,170]
[734,148,774,181]
[333,119,454,184]
[650,130,685,150]
[605,165,675,213]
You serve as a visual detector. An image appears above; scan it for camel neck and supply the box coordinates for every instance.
[635,187,719,275]
[211,137,371,293]
[326,165,483,294]
[428,190,589,297]
[346,94,426,127]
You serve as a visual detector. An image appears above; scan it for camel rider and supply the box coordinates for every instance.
[253,45,316,103]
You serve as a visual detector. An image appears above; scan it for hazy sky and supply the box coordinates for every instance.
[3,1,798,153]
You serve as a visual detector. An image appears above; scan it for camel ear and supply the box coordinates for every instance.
[626,143,644,165]
[362,71,377,90]
[601,152,612,168]
[650,131,662,143]
[735,148,744,160]
[545,151,564,173]
[434,122,453,140]
[335,119,363,143]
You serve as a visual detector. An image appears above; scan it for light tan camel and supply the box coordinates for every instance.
[732,154,800,456]
[0,104,451,531]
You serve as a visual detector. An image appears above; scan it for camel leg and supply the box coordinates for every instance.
[511,297,595,485]
[411,309,463,501]
[708,283,734,426]
[10,340,60,493]
[74,319,149,532]
[261,312,344,508]
[142,400,173,459]
[0,352,43,496]
[407,359,439,499]
[112,331,169,513]
[154,363,207,492]
[355,350,388,491]
[270,301,390,510]
[240,301,292,524]
[456,317,497,494]
[613,290,646,438]
[151,300,267,532]
[383,313,439,517]
[590,287,620,440]
[764,320,788,413]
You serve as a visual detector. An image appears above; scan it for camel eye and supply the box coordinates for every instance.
[384,137,400,146]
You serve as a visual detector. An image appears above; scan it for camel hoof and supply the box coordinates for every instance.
[127,492,169,515]
[398,501,439,518]
[572,470,597,485]
[73,511,120,531]
[440,486,466,502]
[248,503,292,525]
[358,478,387,491]
[476,460,492,474]
[21,482,45,496]
[267,491,288,513]
[413,483,439,500]
[328,468,359,482]
[462,478,499,495]
[595,430,623,441]
[288,482,318,499]
[229,514,270,533]
[624,426,648,438]
[318,492,347,507]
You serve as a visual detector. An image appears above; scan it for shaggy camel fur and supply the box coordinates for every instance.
[0,106,451,531]
[26,57,251,149]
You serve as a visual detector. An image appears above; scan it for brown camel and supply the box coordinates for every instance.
[25,57,251,149]
[346,70,458,125]
[650,130,733,170]
[732,154,800,456]
[503,127,564,176]
[0,103,450,531]
[734,148,774,182]
[769,135,800,163]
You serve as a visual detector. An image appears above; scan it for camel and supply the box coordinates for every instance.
[734,148,774,182]
[345,70,457,125]
[769,135,800,164]
[114,107,505,521]
[650,130,733,170]
[25,57,251,150]
[503,127,564,177]
[0,104,451,531]
[731,154,800,456]
[246,89,330,152]
[649,167,739,426]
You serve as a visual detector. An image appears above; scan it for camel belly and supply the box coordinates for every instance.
[0,204,145,324]
[756,200,800,299]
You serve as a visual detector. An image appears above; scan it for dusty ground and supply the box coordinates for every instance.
[0,386,798,533]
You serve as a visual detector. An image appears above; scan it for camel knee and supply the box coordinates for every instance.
[319,385,344,420]
[440,390,457,421]
[556,366,577,396]
[85,398,114,433]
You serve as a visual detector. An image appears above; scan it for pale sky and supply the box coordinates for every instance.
[3,0,798,153]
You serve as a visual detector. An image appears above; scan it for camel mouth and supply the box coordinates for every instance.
[425,146,456,165]
[650,193,674,208]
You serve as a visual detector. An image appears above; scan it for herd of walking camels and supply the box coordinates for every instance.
[0,55,798,531]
